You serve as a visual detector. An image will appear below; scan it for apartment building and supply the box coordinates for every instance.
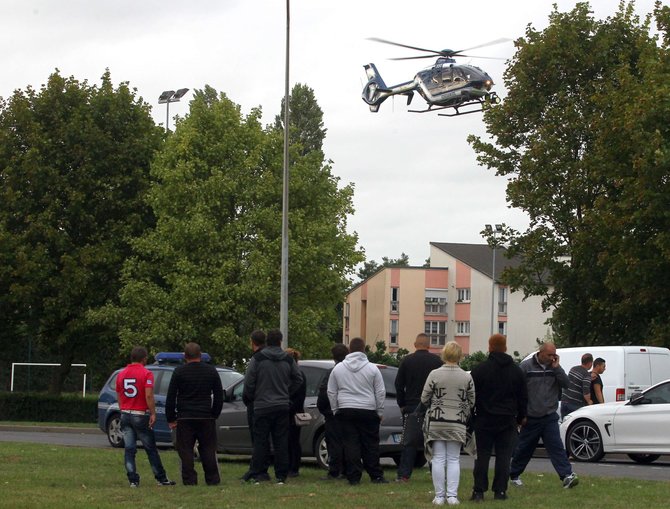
[343,242,552,357]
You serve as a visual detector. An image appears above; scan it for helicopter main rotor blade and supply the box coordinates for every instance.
[390,55,439,61]
[367,37,443,55]
[452,38,512,55]
[449,54,507,60]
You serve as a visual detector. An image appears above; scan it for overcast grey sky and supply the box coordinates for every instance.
[0,0,658,266]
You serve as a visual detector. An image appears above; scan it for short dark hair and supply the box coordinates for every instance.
[581,353,593,365]
[130,346,148,363]
[593,357,606,368]
[331,343,349,363]
[267,329,282,347]
[349,337,366,353]
[184,342,201,360]
[250,330,266,347]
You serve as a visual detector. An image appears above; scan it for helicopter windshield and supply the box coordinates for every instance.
[439,65,469,85]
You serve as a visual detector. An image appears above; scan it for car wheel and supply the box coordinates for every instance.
[107,414,124,448]
[315,430,329,470]
[566,420,604,462]
[627,453,660,464]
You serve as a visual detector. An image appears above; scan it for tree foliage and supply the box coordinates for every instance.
[365,340,409,367]
[110,85,363,364]
[0,71,162,392]
[469,2,670,347]
[357,252,410,281]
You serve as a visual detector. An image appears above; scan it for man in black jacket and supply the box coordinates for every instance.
[317,342,349,480]
[470,334,528,502]
[166,342,224,486]
[243,329,302,484]
[394,333,443,482]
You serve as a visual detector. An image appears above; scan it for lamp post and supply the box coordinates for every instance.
[158,88,189,132]
[280,0,290,349]
[484,224,503,336]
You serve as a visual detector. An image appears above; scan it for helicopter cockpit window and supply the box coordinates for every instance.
[452,68,466,82]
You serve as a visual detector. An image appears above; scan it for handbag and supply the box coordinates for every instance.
[294,412,312,427]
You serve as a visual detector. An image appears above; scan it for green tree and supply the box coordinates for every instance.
[112,86,363,363]
[469,2,670,346]
[357,252,410,281]
[274,83,327,156]
[365,340,409,367]
[0,71,162,392]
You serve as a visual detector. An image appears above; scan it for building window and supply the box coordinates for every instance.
[498,321,507,336]
[344,303,350,317]
[391,287,399,314]
[425,289,448,314]
[345,335,349,345]
[455,321,470,336]
[456,288,471,303]
[390,319,399,345]
[498,286,508,315]
[425,321,446,346]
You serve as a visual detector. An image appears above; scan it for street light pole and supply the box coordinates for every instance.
[485,224,503,336]
[158,88,189,132]
[280,0,290,349]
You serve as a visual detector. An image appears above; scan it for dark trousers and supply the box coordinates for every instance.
[288,423,302,474]
[336,408,384,483]
[510,413,572,480]
[397,406,423,479]
[325,416,345,477]
[249,409,290,481]
[175,418,220,485]
[472,416,518,494]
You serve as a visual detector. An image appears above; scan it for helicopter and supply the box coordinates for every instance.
[361,37,508,117]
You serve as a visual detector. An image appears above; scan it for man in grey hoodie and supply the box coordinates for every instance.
[327,337,388,485]
[243,329,302,484]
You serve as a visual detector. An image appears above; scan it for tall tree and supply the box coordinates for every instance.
[112,86,362,363]
[469,2,670,346]
[0,71,162,392]
[274,83,327,156]
[357,253,410,281]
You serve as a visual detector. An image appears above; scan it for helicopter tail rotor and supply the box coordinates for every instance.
[362,63,391,112]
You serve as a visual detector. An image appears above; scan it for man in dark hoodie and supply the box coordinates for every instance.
[243,329,302,484]
[470,334,527,502]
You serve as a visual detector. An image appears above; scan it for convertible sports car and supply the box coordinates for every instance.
[559,378,670,463]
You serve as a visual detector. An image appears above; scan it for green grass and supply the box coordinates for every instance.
[0,442,668,509]
[0,421,96,428]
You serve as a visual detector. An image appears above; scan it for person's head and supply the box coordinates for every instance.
[414,333,430,351]
[266,329,283,347]
[250,329,266,351]
[537,342,557,365]
[581,353,594,368]
[331,343,349,363]
[593,357,606,374]
[285,348,301,364]
[130,346,148,364]
[488,333,507,353]
[349,337,366,353]
[441,341,463,364]
[184,342,202,362]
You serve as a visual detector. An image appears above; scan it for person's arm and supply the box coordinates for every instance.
[593,380,604,404]
[582,371,593,405]
[242,358,258,404]
[211,370,224,418]
[395,360,406,411]
[165,371,178,429]
[552,356,569,388]
[327,368,339,414]
[373,369,385,418]
[145,386,157,428]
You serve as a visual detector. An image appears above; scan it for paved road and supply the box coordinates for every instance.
[1,427,668,482]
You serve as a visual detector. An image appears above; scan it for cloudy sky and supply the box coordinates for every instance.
[0,0,658,267]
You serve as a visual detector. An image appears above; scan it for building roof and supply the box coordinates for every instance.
[430,242,523,282]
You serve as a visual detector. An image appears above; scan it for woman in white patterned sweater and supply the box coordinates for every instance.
[421,341,475,506]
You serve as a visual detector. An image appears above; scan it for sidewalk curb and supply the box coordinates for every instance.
[0,424,100,434]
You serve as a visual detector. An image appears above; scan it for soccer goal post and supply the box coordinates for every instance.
[10,363,88,396]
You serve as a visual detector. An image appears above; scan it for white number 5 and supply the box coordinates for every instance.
[123,378,138,398]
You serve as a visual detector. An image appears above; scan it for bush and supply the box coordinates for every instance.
[0,392,97,423]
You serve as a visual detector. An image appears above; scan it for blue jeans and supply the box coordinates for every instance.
[510,413,572,480]
[120,413,168,484]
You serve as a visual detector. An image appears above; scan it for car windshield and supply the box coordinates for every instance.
[219,369,243,388]
[377,366,398,397]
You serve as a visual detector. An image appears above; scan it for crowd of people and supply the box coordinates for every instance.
[115,333,606,504]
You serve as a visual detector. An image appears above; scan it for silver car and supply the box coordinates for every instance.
[217,359,406,469]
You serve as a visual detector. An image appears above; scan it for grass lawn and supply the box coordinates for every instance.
[0,421,96,428]
[0,442,668,509]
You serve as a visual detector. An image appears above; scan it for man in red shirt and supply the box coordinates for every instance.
[116,346,175,488]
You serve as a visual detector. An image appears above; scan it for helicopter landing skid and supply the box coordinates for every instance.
[408,95,499,117]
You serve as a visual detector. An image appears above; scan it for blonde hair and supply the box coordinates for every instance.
[441,341,462,364]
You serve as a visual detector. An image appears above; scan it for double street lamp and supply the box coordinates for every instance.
[484,224,503,336]
[158,88,189,132]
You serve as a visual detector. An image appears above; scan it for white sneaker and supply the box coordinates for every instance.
[432,497,445,506]
[510,477,524,487]
[446,497,460,506]
[562,473,579,489]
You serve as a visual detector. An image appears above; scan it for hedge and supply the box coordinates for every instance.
[0,392,97,423]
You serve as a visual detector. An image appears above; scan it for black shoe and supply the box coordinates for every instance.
[276,478,286,485]
[156,479,176,486]
[371,477,389,484]
[471,491,484,503]
[494,492,508,500]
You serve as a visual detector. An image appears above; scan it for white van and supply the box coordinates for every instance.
[555,346,670,402]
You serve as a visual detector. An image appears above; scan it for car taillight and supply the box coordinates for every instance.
[616,388,626,401]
